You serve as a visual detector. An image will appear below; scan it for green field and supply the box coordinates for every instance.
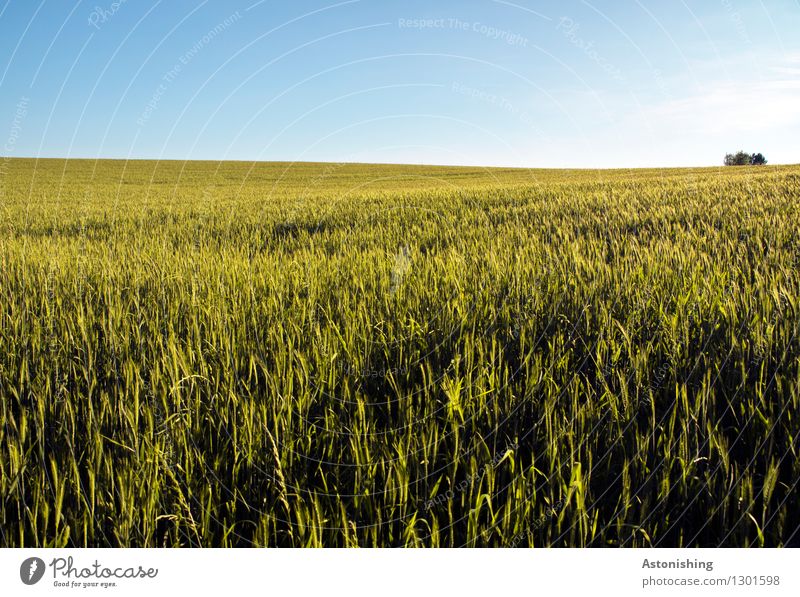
[1,158,799,547]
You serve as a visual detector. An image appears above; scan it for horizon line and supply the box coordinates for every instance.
[2,155,796,171]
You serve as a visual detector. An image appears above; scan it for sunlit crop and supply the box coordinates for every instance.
[1,158,798,547]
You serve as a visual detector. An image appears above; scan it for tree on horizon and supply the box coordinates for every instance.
[725,151,768,166]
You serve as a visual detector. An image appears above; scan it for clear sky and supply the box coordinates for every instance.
[1,0,798,168]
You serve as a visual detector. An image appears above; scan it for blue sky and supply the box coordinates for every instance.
[1,0,799,168]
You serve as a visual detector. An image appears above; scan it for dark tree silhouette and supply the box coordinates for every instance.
[724,151,767,166]
[724,151,751,166]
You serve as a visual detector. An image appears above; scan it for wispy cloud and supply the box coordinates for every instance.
[639,54,800,134]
